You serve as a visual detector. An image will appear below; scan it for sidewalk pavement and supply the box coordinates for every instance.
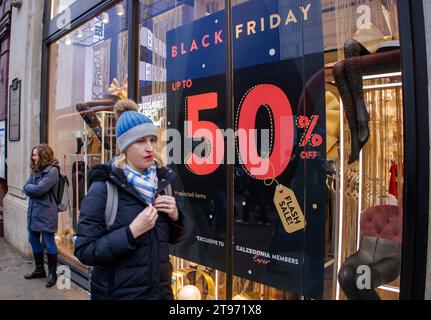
[0,237,89,300]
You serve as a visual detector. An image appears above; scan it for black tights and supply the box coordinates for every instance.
[332,39,400,164]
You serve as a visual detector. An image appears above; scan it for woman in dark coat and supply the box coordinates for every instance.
[23,144,60,288]
[74,99,186,300]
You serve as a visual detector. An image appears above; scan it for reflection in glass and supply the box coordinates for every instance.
[46,0,405,300]
[48,1,127,272]
[50,0,79,20]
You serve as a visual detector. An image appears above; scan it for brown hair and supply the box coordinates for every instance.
[31,144,55,172]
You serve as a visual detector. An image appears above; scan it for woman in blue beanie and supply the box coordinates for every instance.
[74,99,186,300]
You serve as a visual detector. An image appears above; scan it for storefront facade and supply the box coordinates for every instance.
[3,0,430,300]
[0,0,12,238]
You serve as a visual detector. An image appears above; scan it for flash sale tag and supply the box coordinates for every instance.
[274,185,306,233]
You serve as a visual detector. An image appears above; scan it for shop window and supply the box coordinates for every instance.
[48,1,127,273]
[50,0,79,20]
[138,0,230,300]
[327,0,403,301]
[163,0,404,300]
[46,0,405,300]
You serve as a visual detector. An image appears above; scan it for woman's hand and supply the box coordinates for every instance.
[129,204,159,239]
[154,195,179,222]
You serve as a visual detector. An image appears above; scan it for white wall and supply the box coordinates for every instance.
[3,0,44,257]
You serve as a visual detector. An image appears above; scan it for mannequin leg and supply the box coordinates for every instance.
[333,39,371,164]
[344,59,370,145]
[343,39,372,163]
[333,64,361,164]
[344,49,401,163]
[345,49,400,143]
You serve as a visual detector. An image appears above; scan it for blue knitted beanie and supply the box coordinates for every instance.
[114,99,157,153]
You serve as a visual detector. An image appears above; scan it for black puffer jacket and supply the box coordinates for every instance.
[74,162,186,300]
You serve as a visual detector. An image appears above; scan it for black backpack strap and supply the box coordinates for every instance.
[49,166,60,201]
[163,184,173,196]
[105,181,118,230]
[49,189,57,205]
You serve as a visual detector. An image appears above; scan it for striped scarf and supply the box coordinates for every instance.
[124,162,158,204]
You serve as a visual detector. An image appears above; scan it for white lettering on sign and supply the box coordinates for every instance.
[357,5,371,28]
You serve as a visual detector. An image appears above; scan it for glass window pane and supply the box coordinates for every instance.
[226,0,404,301]
[326,0,403,301]
[138,0,228,300]
[138,0,405,301]
[45,0,406,300]
[230,0,325,300]
[50,0,79,20]
[48,1,128,271]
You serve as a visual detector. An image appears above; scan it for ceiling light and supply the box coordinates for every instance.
[101,12,109,24]
[77,29,83,38]
[65,35,72,45]
[116,3,125,16]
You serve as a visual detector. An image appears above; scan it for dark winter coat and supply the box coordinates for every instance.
[23,161,60,233]
[74,162,186,300]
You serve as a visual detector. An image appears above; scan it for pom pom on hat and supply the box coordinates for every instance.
[114,99,139,119]
[114,99,157,153]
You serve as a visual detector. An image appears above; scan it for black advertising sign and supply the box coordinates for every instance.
[9,79,21,142]
[167,0,326,298]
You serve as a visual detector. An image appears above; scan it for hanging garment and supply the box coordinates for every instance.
[87,132,102,155]
[326,91,341,160]
[389,161,398,198]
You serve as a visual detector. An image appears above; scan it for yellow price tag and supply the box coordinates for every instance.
[273,184,306,234]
